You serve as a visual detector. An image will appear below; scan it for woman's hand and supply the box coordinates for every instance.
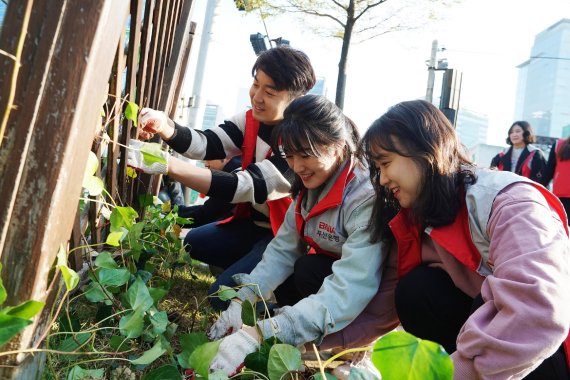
[138,108,174,140]
[207,300,243,340]
[209,328,260,376]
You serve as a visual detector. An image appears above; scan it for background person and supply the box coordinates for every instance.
[128,46,316,311]
[206,95,396,376]
[543,137,570,216]
[490,120,547,184]
[362,100,570,379]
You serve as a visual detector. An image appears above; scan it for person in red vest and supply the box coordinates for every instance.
[490,121,547,184]
[127,46,316,311]
[206,95,397,376]
[360,100,570,379]
[543,137,570,216]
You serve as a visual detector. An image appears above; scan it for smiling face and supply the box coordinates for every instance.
[249,69,293,125]
[285,145,342,190]
[370,144,423,209]
[509,125,525,148]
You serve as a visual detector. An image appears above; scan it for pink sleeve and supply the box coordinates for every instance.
[319,246,400,350]
[452,183,570,379]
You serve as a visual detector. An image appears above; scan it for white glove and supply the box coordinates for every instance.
[207,301,243,341]
[209,329,259,376]
[139,108,168,134]
[127,140,169,175]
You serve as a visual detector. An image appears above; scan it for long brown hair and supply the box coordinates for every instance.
[361,100,476,243]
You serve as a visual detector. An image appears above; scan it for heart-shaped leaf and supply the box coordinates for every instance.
[188,340,222,378]
[371,331,453,380]
[267,344,302,380]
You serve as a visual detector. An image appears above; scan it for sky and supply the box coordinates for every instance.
[181,0,570,146]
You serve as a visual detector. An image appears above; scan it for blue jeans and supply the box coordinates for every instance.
[183,219,273,310]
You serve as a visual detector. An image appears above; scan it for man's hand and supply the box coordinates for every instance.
[207,300,243,341]
[127,140,169,175]
[138,108,170,140]
[209,329,259,376]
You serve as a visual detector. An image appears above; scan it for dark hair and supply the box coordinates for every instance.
[276,94,360,197]
[506,121,535,145]
[558,137,570,161]
[361,100,476,242]
[252,46,316,97]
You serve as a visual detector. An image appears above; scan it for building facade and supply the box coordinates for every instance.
[455,108,489,150]
[515,19,570,138]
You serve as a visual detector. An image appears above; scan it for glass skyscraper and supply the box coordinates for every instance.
[515,19,570,138]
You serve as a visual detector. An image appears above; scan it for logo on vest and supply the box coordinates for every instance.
[317,221,340,242]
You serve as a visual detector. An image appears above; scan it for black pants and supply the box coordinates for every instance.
[395,266,569,379]
[273,254,336,307]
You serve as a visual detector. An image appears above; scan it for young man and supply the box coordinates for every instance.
[128,46,316,310]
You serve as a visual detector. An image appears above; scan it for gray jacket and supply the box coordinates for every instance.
[234,160,388,346]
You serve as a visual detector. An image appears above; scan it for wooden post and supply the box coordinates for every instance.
[0,0,129,377]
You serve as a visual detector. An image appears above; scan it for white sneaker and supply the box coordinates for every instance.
[331,351,381,379]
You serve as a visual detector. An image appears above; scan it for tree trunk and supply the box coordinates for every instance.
[335,1,355,109]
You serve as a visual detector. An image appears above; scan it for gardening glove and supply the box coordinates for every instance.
[127,139,169,175]
[209,329,259,376]
[207,300,243,340]
[138,108,168,139]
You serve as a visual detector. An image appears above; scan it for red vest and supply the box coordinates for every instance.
[553,138,570,197]
[389,183,570,366]
[218,110,292,235]
[294,158,355,259]
[497,149,536,178]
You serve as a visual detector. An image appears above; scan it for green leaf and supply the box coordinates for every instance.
[119,308,144,339]
[131,336,170,365]
[110,206,138,232]
[140,142,167,166]
[84,151,99,177]
[0,314,32,347]
[94,251,118,269]
[66,365,105,380]
[106,230,126,247]
[216,285,239,301]
[313,373,337,380]
[245,351,269,375]
[347,366,378,379]
[267,344,302,380]
[244,337,277,375]
[83,175,105,196]
[56,332,91,354]
[150,311,168,335]
[97,268,130,287]
[127,222,145,251]
[83,282,108,303]
[60,265,80,292]
[177,332,208,368]
[109,335,131,352]
[372,331,453,380]
[126,277,154,312]
[209,370,229,380]
[188,340,222,378]
[0,263,6,305]
[56,244,80,291]
[241,300,256,327]
[126,166,138,179]
[1,300,44,319]
[142,365,181,380]
[125,101,139,125]
[180,332,209,353]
